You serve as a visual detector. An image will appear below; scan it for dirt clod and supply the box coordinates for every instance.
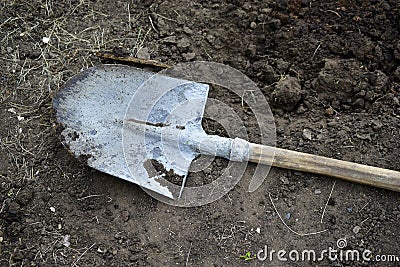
[271,76,302,111]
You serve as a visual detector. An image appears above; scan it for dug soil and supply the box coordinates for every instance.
[1,1,399,266]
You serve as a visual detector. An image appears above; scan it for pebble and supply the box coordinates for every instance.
[261,8,272,14]
[177,37,190,51]
[280,176,290,185]
[356,133,371,141]
[183,26,193,35]
[161,36,177,44]
[50,207,56,213]
[206,34,216,44]
[303,129,312,140]
[285,213,291,219]
[353,225,361,234]
[62,235,70,247]
[296,105,307,114]
[325,106,334,116]
[136,47,150,60]
[347,207,353,213]
[250,22,257,29]
[314,189,321,195]
[246,44,257,57]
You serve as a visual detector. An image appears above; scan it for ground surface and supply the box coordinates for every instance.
[1,0,400,266]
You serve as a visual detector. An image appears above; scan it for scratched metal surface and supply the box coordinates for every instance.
[53,64,210,198]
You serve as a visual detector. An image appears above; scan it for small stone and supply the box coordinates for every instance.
[347,207,353,213]
[285,213,291,219]
[325,106,334,116]
[250,22,257,29]
[246,44,257,57]
[177,37,191,51]
[50,207,56,213]
[303,129,312,140]
[256,227,261,233]
[183,52,196,61]
[183,26,193,35]
[353,226,361,234]
[314,189,321,195]
[356,133,371,141]
[42,37,50,44]
[161,36,177,44]
[261,8,272,14]
[280,176,290,185]
[62,235,70,247]
[206,35,216,44]
[136,47,150,60]
[296,105,306,114]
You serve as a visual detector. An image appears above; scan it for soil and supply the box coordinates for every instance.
[1,0,400,266]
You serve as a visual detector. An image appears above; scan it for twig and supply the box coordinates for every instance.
[96,52,171,68]
[358,201,369,213]
[153,13,177,22]
[268,192,327,236]
[148,15,158,33]
[320,181,336,223]
[127,3,131,29]
[185,242,192,267]
[311,43,321,60]
[360,217,369,224]
[73,243,96,266]
[77,194,102,201]
[326,10,341,18]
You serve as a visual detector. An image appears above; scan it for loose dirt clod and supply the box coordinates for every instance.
[271,76,302,111]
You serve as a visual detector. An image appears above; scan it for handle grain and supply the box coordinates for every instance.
[248,143,400,192]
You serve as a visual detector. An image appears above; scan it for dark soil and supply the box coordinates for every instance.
[1,0,399,266]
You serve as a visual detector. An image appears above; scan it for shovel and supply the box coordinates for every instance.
[53,64,400,202]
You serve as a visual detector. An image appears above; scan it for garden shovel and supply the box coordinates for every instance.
[53,64,400,200]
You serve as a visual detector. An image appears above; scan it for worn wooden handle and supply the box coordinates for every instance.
[248,143,400,192]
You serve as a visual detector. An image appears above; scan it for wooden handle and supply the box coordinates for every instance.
[248,143,400,192]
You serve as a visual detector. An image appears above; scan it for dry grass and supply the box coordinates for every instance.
[0,0,154,180]
[0,1,155,265]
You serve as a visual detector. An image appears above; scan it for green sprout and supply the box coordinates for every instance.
[7,189,13,197]
[239,251,256,261]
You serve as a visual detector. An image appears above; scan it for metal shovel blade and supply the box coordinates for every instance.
[53,64,210,198]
